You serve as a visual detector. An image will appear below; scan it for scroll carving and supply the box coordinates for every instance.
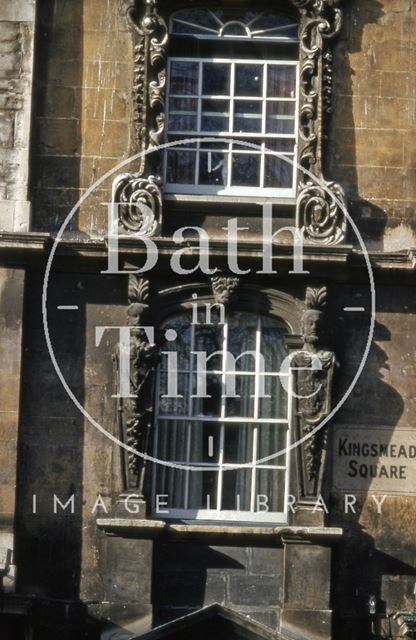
[293,0,347,245]
[116,274,159,494]
[292,286,335,499]
[113,0,167,236]
[121,0,346,244]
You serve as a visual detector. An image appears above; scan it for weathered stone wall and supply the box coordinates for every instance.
[331,0,416,250]
[0,268,25,593]
[31,0,133,233]
[0,1,35,232]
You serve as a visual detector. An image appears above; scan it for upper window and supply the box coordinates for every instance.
[152,311,291,523]
[164,9,299,199]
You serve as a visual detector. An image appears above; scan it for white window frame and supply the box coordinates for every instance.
[152,315,292,524]
[164,57,299,199]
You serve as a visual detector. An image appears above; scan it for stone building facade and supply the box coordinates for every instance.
[0,1,415,639]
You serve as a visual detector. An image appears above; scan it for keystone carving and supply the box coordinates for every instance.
[211,275,240,306]
[291,287,335,498]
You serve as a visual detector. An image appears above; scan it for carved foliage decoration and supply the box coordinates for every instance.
[211,275,240,306]
[112,0,167,236]
[291,286,335,498]
[294,0,347,245]
[116,274,159,493]
[121,0,346,244]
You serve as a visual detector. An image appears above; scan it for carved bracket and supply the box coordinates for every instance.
[291,286,335,500]
[115,274,160,495]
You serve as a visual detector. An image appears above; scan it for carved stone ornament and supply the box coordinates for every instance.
[122,0,346,244]
[112,0,167,236]
[291,287,336,499]
[115,275,159,493]
[211,275,240,306]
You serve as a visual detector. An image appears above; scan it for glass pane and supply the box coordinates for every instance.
[189,422,220,463]
[222,22,248,36]
[231,154,260,187]
[227,313,257,370]
[251,14,298,39]
[194,323,224,370]
[267,65,297,98]
[201,99,229,132]
[234,100,262,133]
[158,372,189,415]
[225,375,255,418]
[161,315,192,370]
[264,155,293,188]
[168,97,197,131]
[258,423,288,464]
[171,9,222,36]
[188,470,218,510]
[224,424,253,463]
[166,150,195,184]
[235,64,263,97]
[154,467,187,510]
[167,135,197,149]
[266,102,296,134]
[156,419,189,462]
[260,320,288,371]
[192,373,222,417]
[222,468,251,511]
[256,469,285,512]
[258,375,289,420]
[264,138,295,153]
[199,151,228,186]
[169,60,199,95]
[203,62,230,95]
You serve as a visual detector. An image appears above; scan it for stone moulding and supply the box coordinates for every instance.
[118,0,347,245]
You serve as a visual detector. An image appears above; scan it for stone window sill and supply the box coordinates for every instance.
[96,518,342,545]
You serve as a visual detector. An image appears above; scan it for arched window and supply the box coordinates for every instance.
[151,310,291,523]
[164,8,299,199]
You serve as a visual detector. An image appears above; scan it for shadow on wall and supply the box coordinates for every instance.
[329,0,416,251]
[329,304,416,640]
[30,0,83,232]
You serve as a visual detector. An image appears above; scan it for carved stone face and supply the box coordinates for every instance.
[302,309,324,346]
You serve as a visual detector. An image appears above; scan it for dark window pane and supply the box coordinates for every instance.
[160,315,192,370]
[267,65,297,98]
[258,424,288,465]
[224,424,253,463]
[201,99,229,132]
[154,467,187,509]
[171,9,222,36]
[188,471,218,510]
[258,376,288,420]
[189,422,220,463]
[166,150,195,184]
[202,62,230,95]
[256,469,285,512]
[158,373,189,415]
[222,469,251,511]
[194,323,224,369]
[168,97,198,131]
[235,64,263,97]
[227,313,257,370]
[264,138,295,153]
[266,101,296,134]
[192,373,222,417]
[260,320,288,370]
[170,61,199,95]
[264,155,293,188]
[199,151,228,186]
[231,154,260,187]
[225,375,255,417]
[156,420,189,463]
[234,100,262,133]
